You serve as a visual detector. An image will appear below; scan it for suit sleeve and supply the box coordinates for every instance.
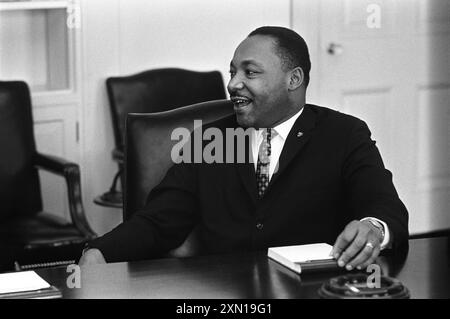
[342,119,409,249]
[88,162,199,262]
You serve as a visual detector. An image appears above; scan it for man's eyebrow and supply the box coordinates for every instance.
[242,60,263,67]
[230,59,263,68]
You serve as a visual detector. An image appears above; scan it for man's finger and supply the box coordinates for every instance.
[346,238,380,270]
[331,221,359,259]
[337,229,370,267]
[357,245,381,270]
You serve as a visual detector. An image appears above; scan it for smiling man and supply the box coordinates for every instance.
[80,26,408,270]
[229,28,309,129]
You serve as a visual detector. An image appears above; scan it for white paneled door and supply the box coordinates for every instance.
[296,0,450,235]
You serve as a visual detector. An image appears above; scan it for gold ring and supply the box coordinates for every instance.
[365,242,374,249]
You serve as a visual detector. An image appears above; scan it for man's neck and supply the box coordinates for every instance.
[267,103,305,128]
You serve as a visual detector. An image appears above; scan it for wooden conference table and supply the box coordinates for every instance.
[37,236,450,299]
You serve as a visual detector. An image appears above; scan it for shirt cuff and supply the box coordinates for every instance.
[360,217,391,250]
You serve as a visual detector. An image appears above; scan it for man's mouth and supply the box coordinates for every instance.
[231,96,253,109]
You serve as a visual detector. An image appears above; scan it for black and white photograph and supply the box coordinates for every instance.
[0,0,449,305]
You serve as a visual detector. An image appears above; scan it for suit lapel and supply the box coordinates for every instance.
[236,163,258,204]
[269,104,317,188]
[224,116,258,204]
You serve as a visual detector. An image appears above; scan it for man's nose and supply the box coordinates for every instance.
[227,75,244,94]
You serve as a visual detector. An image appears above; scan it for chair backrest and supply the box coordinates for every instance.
[0,81,42,221]
[106,68,226,152]
[125,99,234,257]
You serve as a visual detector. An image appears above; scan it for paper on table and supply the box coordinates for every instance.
[0,271,51,294]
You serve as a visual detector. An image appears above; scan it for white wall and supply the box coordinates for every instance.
[79,0,291,235]
[80,0,122,235]
[118,0,290,79]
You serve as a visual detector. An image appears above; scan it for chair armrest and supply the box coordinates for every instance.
[112,148,124,164]
[34,153,97,239]
[34,152,75,175]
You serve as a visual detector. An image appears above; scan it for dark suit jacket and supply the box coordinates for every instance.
[90,104,409,262]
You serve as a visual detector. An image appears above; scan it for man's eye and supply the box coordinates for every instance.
[229,70,236,77]
[246,70,257,76]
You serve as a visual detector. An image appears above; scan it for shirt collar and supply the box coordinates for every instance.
[252,107,305,141]
[272,107,304,140]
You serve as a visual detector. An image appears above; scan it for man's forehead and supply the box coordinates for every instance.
[230,35,278,67]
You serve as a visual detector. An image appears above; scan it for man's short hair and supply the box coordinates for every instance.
[248,26,311,88]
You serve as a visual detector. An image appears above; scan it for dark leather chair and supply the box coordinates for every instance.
[125,99,234,257]
[101,68,226,207]
[0,81,96,272]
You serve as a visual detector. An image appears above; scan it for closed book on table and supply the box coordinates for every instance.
[268,243,339,274]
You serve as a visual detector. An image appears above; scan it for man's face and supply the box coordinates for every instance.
[228,35,291,128]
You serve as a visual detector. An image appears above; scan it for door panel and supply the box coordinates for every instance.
[33,105,79,221]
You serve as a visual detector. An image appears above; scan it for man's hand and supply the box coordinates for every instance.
[331,220,383,271]
[78,248,107,266]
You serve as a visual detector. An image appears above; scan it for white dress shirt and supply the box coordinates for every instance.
[251,108,304,179]
[250,107,390,249]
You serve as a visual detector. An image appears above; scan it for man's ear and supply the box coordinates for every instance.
[288,67,304,91]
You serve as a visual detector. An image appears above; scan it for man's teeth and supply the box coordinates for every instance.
[233,98,251,106]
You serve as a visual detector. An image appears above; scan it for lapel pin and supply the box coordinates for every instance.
[297,131,303,138]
